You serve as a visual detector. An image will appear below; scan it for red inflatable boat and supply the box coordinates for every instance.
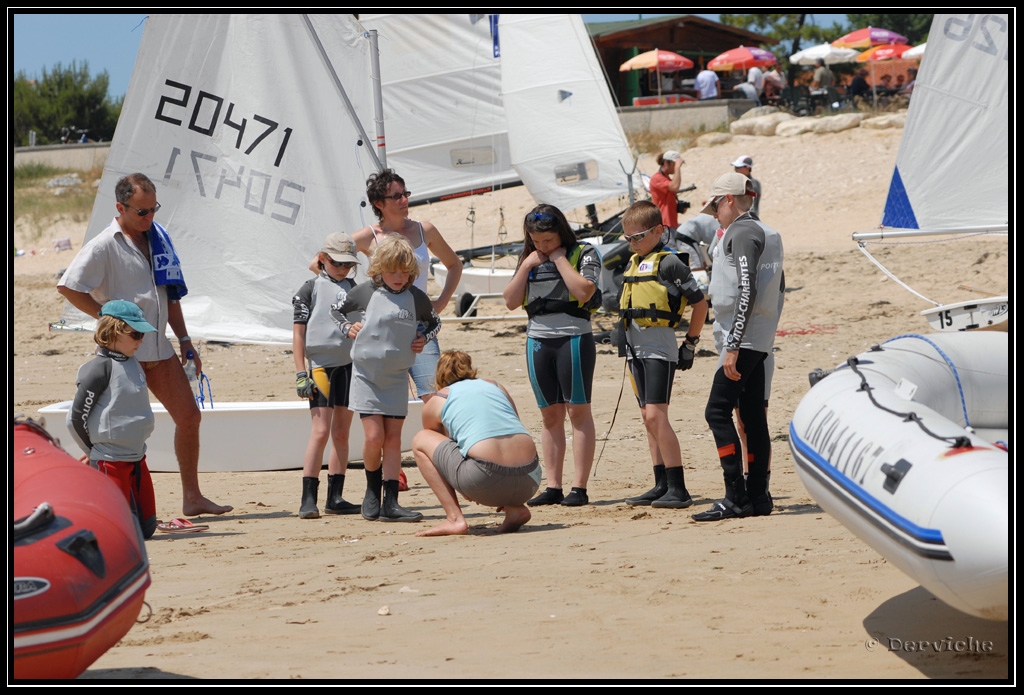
[12,418,151,680]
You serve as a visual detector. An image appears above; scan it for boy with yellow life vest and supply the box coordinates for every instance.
[618,201,708,508]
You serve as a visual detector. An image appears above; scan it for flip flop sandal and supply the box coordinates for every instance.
[157,517,210,533]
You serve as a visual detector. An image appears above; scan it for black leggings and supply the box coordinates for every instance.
[704,349,769,499]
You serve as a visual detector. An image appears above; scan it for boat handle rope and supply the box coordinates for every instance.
[847,356,972,450]
[882,334,970,427]
[196,372,214,409]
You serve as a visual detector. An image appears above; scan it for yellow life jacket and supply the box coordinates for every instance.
[523,243,597,320]
[619,250,687,327]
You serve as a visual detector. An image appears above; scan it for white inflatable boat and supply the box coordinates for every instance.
[788,332,1008,621]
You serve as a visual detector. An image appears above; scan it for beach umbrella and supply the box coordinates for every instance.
[707,45,776,72]
[619,48,693,72]
[854,43,913,110]
[790,42,861,65]
[903,42,926,60]
[856,43,914,62]
[831,26,908,49]
[619,49,694,104]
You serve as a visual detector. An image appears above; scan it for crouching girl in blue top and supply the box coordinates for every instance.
[411,350,541,536]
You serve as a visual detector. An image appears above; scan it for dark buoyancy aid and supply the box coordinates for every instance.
[619,249,687,327]
[523,243,596,320]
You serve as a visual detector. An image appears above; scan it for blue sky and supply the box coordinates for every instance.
[12,13,849,99]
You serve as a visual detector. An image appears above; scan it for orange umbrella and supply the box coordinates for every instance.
[619,49,693,72]
[619,49,694,105]
[832,26,907,49]
[857,43,913,62]
[707,45,776,72]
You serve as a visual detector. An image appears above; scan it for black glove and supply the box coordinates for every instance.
[677,342,695,372]
[296,371,317,399]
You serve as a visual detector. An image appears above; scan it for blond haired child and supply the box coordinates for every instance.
[332,235,440,522]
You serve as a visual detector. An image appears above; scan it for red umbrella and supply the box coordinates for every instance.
[619,49,693,72]
[832,26,908,49]
[856,43,913,62]
[707,46,776,72]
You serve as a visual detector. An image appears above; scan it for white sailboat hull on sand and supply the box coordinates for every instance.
[39,399,423,473]
[789,332,1008,621]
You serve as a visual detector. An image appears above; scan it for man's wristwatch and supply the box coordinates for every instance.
[684,334,700,346]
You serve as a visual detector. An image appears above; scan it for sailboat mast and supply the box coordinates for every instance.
[301,14,383,172]
[367,28,387,168]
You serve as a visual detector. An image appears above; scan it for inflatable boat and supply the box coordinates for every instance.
[788,332,1008,621]
[13,418,151,680]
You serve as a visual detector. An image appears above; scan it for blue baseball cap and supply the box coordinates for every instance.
[99,299,157,333]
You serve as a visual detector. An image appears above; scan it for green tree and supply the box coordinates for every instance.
[12,61,121,147]
[720,14,852,84]
[846,14,934,45]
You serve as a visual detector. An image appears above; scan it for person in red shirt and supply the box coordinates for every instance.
[649,150,684,230]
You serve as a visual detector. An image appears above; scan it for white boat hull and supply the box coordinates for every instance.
[433,262,515,298]
[38,399,424,473]
[788,332,1008,621]
[921,295,1009,332]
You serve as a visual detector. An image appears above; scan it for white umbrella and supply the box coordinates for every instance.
[903,42,926,60]
[790,42,861,65]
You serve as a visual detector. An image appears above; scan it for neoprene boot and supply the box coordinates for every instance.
[746,469,773,517]
[325,474,360,515]
[380,478,423,522]
[626,464,667,506]
[692,473,752,521]
[299,477,320,519]
[651,466,693,508]
[362,467,383,521]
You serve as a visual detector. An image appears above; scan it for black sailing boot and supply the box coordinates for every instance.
[299,477,320,519]
[362,468,383,521]
[379,478,423,522]
[626,464,667,506]
[651,466,693,508]
[325,474,360,515]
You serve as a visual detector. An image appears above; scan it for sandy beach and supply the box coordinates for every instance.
[13,123,1009,680]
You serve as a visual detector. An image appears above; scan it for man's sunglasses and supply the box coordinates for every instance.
[382,191,412,201]
[124,202,162,216]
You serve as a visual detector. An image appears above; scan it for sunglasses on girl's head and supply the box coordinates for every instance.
[328,260,356,269]
[528,211,558,230]
[623,225,660,243]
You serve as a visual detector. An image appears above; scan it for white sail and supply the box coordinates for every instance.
[881,13,1008,233]
[359,13,520,204]
[500,14,641,212]
[63,14,376,344]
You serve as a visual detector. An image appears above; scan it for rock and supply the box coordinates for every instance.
[730,112,794,136]
[695,132,732,147]
[812,113,865,133]
[738,105,782,120]
[775,117,818,137]
[862,113,907,129]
